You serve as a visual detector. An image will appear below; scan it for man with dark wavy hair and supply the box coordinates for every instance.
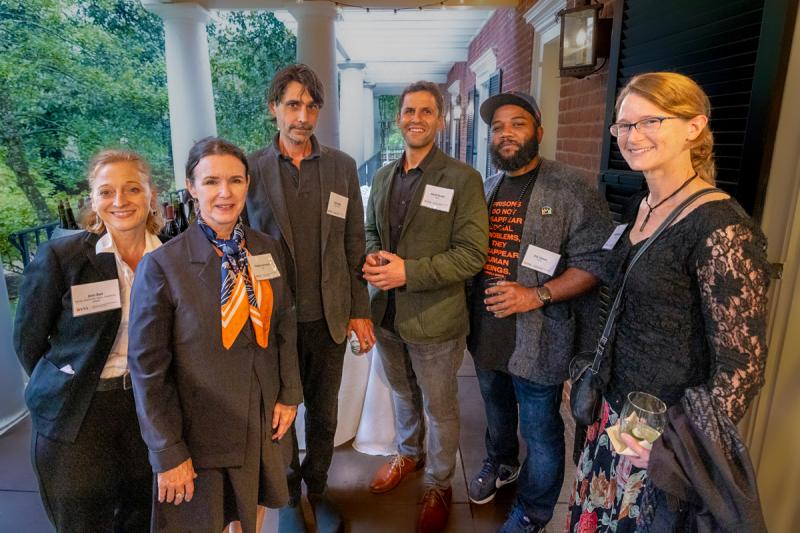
[246,63,375,533]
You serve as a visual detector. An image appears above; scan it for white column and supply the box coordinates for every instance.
[144,2,217,189]
[338,62,366,165]
[363,82,376,161]
[290,3,339,149]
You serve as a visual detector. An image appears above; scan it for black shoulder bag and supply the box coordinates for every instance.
[568,187,722,426]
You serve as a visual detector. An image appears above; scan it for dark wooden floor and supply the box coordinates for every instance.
[0,357,575,532]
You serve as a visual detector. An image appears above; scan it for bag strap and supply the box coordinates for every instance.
[589,187,722,373]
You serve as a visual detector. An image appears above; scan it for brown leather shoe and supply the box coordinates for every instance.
[369,455,424,494]
[416,486,452,533]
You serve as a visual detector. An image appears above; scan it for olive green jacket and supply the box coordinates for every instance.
[365,147,489,344]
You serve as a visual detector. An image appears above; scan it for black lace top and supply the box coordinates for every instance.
[604,195,770,424]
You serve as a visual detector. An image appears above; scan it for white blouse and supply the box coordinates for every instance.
[95,231,162,379]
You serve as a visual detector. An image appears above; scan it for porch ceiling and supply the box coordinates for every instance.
[332,9,495,93]
[146,0,507,94]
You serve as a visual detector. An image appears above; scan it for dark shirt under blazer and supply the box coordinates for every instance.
[246,136,370,344]
[127,223,302,473]
[483,159,614,385]
[14,231,124,443]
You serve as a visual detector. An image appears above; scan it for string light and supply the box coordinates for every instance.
[323,0,451,13]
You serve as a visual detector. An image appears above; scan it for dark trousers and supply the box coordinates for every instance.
[32,388,151,533]
[287,319,346,502]
[476,367,565,526]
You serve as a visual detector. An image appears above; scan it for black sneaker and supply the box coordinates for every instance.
[467,459,521,504]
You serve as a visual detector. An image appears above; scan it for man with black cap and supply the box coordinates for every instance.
[466,91,613,532]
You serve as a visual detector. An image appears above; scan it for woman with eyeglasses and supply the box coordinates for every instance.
[566,72,770,531]
[127,137,301,532]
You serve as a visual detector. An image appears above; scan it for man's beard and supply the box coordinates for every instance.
[490,136,539,172]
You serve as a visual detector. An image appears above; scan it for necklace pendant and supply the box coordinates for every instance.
[639,210,652,232]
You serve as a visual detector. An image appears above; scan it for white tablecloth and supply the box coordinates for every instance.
[295,346,396,456]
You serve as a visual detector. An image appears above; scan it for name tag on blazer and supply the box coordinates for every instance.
[521,245,560,276]
[249,253,281,280]
[326,192,349,219]
[71,279,121,317]
[420,185,454,212]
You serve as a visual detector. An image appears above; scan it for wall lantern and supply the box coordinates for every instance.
[558,2,611,78]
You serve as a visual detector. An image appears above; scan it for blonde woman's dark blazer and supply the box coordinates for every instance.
[14,231,122,443]
[127,223,302,473]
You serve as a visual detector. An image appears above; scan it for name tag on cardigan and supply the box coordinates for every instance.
[326,192,349,219]
[420,185,454,212]
[602,224,629,250]
[71,279,121,317]
[521,245,560,276]
[249,254,281,280]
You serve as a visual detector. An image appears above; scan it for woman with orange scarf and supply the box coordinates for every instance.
[128,137,301,532]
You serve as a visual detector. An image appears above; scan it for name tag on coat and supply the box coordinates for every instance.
[327,192,349,219]
[71,279,121,317]
[249,253,281,280]
[521,245,561,276]
[420,185,454,212]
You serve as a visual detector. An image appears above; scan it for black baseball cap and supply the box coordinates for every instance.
[480,91,542,126]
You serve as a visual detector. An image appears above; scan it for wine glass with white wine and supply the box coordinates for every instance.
[619,391,667,445]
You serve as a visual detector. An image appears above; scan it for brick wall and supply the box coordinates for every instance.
[554,0,616,181]
[445,3,535,161]
[444,0,616,183]
[555,71,609,181]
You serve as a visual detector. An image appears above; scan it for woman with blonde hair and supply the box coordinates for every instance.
[14,149,163,531]
[566,72,770,532]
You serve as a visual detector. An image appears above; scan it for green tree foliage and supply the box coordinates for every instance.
[209,10,295,152]
[0,0,296,267]
[0,0,171,208]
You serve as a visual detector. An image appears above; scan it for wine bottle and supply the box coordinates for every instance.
[174,200,189,233]
[186,198,197,225]
[57,200,68,228]
[64,199,78,229]
[164,204,179,239]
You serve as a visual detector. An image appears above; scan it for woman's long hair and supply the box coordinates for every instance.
[616,72,716,184]
[83,149,164,235]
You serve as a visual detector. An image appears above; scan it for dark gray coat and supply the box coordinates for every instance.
[483,159,614,384]
[128,224,302,473]
[246,137,370,344]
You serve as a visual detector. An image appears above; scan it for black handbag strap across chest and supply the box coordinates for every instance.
[589,187,722,373]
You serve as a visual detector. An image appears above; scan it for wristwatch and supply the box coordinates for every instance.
[535,285,552,306]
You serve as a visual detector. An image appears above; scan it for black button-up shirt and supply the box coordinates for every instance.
[382,145,438,331]
[275,134,324,322]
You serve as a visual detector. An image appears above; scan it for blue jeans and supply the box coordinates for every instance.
[376,327,465,489]
[475,366,564,525]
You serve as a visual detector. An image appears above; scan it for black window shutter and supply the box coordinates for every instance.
[599,0,796,220]
[465,87,476,167]
[485,70,503,177]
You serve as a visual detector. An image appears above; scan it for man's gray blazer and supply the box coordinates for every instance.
[482,158,614,385]
[246,137,370,344]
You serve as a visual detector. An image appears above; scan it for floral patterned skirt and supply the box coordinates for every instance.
[565,400,649,532]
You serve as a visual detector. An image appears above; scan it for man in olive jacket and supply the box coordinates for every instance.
[363,81,488,533]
